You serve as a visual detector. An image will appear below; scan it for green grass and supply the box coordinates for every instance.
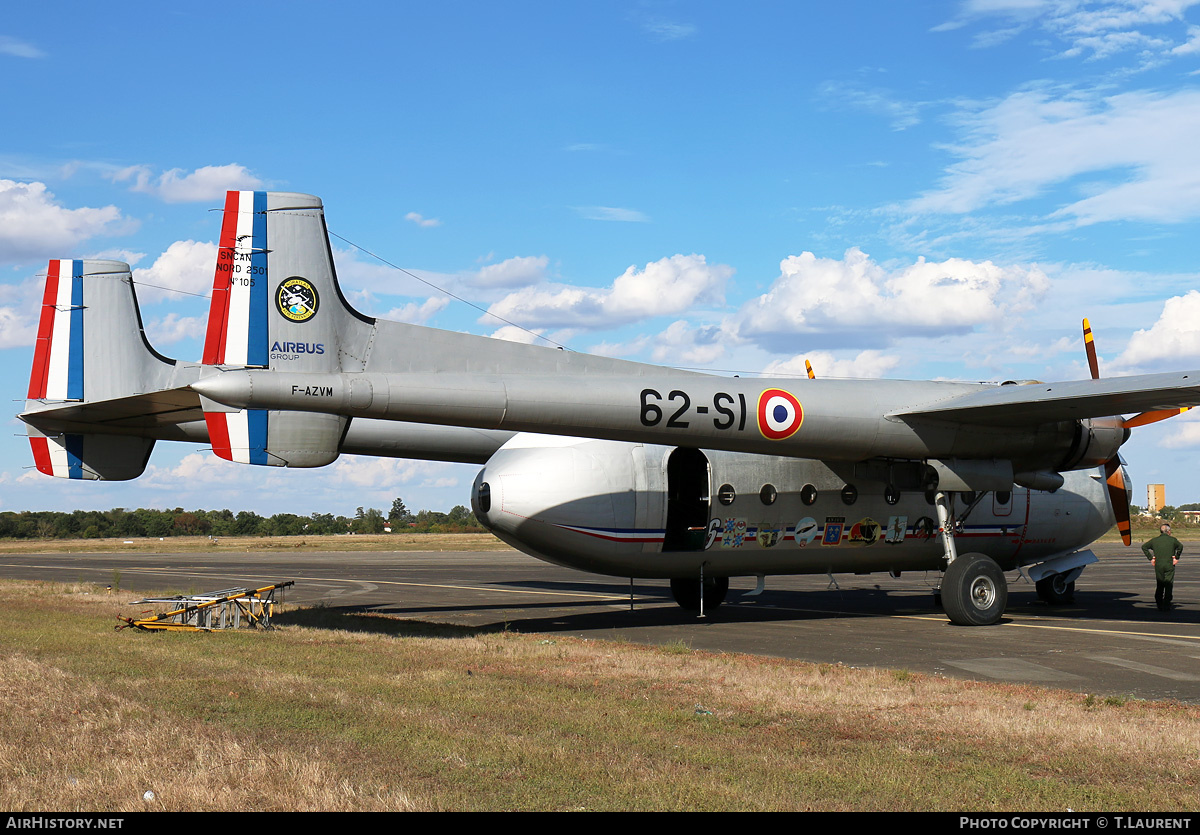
[1,579,1198,811]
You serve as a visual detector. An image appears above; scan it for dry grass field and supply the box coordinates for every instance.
[1,578,1198,812]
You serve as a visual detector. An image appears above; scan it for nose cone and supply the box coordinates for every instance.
[472,436,644,573]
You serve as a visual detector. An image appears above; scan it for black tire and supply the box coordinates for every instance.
[670,576,730,612]
[1036,575,1075,605]
[941,553,1007,626]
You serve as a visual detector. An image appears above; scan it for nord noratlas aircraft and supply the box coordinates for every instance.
[21,191,1200,625]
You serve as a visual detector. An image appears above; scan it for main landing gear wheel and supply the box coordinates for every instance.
[1036,574,1075,605]
[670,576,729,612]
[941,553,1008,626]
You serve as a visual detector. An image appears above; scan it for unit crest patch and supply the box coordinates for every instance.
[276,277,320,322]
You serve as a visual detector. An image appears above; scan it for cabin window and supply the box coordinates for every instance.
[717,483,737,505]
[841,484,858,505]
[477,482,491,514]
[884,485,900,505]
[996,490,1011,505]
[759,484,777,505]
[801,484,818,505]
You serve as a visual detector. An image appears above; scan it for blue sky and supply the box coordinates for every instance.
[5,1,1200,516]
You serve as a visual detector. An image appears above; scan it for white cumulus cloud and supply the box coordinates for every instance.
[385,297,450,325]
[0,305,37,349]
[144,313,206,346]
[114,164,263,203]
[763,350,902,380]
[733,247,1049,350]
[132,240,217,304]
[486,254,731,330]
[470,255,548,288]
[1114,290,1200,370]
[649,320,727,365]
[329,456,456,489]
[0,180,126,261]
[488,325,552,345]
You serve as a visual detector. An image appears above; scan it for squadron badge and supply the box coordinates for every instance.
[276,277,320,323]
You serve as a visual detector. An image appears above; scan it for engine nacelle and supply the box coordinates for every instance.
[1059,417,1128,471]
[471,435,651,575]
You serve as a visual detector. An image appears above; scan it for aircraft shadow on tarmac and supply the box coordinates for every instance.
[275,579,1192,638]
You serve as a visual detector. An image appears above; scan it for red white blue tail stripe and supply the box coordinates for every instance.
[29,432,88,479]
[27,259,84,401]
[204,409,270,465]
[203,191,268,367]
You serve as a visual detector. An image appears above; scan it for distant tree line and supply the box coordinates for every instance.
[0,500,482,540]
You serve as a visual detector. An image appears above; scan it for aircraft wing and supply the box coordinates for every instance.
[895,370,1200,426]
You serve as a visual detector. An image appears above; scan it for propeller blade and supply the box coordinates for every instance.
[1104,457,1132,547]
[1123,407,1192,429]
[805,359,815,380]
[1083,318,1100,380]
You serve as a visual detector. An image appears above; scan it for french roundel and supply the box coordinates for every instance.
[757,388,804,440]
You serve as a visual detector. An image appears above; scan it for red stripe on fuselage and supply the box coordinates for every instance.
[202,192,242,365]
[27,260,60,399]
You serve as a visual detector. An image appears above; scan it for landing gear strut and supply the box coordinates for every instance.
[934,490,1008,626]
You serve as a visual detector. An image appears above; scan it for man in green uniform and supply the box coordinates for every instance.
[1142,523,1183,612]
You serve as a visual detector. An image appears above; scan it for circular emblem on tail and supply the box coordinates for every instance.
[276,277,319,323]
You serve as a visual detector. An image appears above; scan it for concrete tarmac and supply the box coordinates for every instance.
[2,541,1198,702]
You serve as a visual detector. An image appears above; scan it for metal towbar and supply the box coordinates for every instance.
[117,582,294,632]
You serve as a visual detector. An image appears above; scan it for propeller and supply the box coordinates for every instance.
[1082,318,1133,544]
[1080,318,1190,546]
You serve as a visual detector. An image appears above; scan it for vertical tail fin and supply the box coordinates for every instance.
[200,191,373,468]
[23,259,172,480]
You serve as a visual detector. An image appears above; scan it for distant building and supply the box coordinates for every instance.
[1148,483,1166,513]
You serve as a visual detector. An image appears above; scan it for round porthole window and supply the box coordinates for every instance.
[760,484,777,505]
[841,484,858,505]
[717,483,737,505]
[800,484,818,506]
